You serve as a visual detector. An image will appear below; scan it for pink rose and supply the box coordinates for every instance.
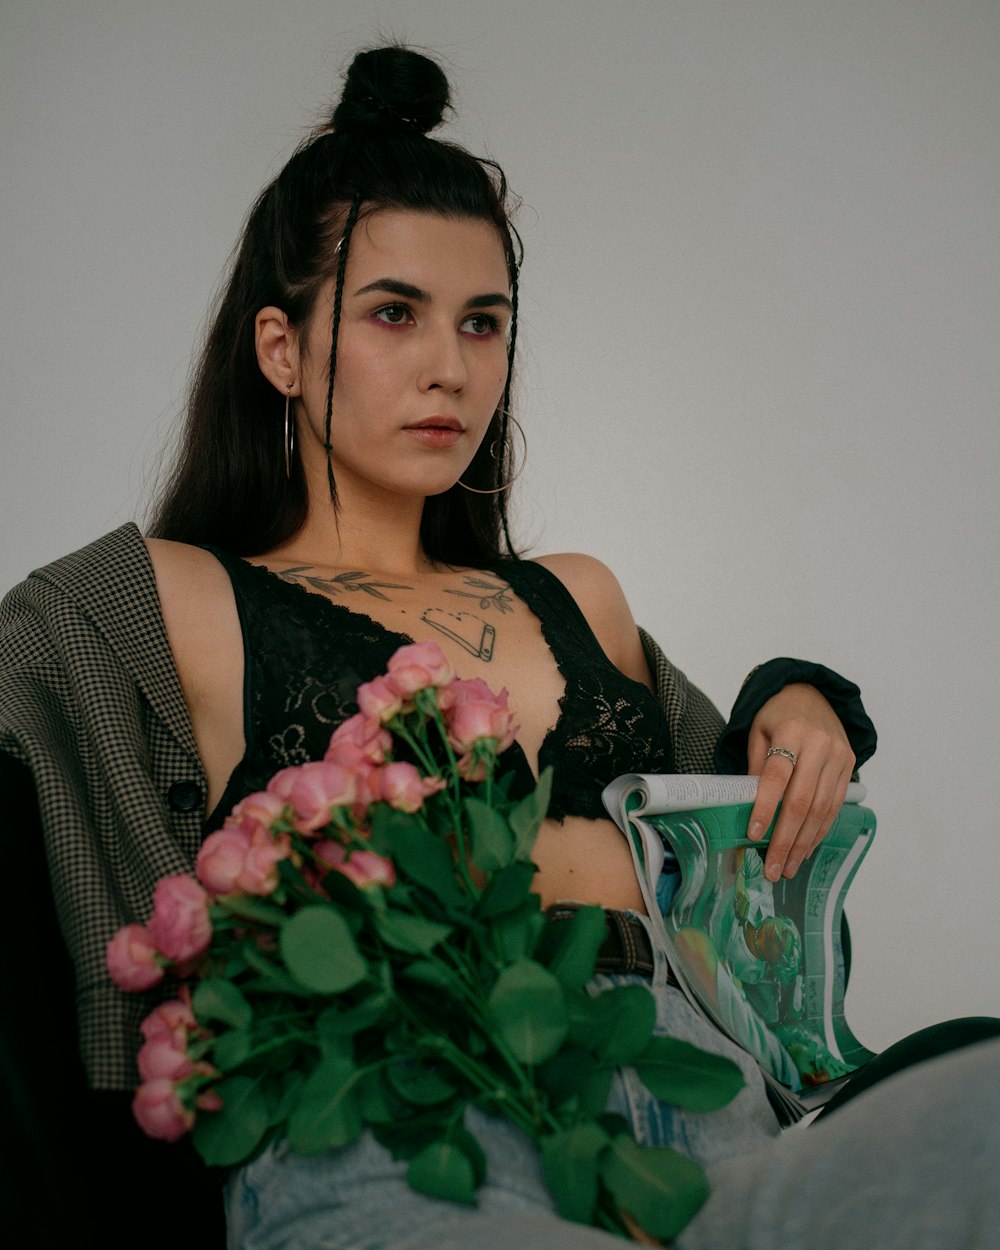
[196,824,292,896]
[445,678,517,755]
[369,761,446,814]
[267,761,357,834]
[132,1079,195,1142]
[385,641,455,698]
[146,875,213,964]
[137,1033,194,1083]
[196,1088,224,1113]
[357,675,404,724]
[313,839,396,890]
[225,789,287,836]
[140,994,197,1044]
[105,923,164,991]
[325,714,391,771]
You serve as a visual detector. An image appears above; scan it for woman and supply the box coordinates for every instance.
[1,45,994,1250]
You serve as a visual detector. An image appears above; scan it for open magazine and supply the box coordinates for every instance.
[602,774,877,1123]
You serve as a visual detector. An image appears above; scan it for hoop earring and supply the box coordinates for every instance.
[458,412,527,495]
[284,383,296,480]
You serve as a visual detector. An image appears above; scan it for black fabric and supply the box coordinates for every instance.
[204,552,673,827]
[0,754,226,1249]
[814,1016,1000,1122]
[715,657,877,775]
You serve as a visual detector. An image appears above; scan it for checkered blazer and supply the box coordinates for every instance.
[0,523,726,1090]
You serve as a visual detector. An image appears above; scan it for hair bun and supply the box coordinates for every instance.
[332,46,450,137]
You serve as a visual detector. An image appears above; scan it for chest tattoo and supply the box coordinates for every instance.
[443,575,513,614]
[421,609,496,661]
[274,567,413,602]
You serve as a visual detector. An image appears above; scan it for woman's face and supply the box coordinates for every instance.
[295,209,512,504]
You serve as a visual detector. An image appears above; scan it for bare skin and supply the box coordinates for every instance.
[148,208,855,914]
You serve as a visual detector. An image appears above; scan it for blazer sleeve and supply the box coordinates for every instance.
[638,631,876,775]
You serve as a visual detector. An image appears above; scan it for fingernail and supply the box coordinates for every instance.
[748,821,764,842]
[766,862,782,881]
[784,859,799,878]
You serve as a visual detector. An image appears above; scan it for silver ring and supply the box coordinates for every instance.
[765,746,798,767]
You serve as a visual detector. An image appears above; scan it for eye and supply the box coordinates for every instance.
[373,303,413,326]
[461,312,502,337]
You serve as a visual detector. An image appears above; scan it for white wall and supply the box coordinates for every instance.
[3,0,998,1048]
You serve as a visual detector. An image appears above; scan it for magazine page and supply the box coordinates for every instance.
[602,773,867,824]
[643,802,877,1105]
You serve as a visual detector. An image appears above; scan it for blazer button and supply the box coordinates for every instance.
[167,780,203,813]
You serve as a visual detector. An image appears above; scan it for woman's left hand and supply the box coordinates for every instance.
[745,683,856,881]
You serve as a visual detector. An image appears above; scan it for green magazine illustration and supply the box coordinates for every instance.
[603,775,877,1120]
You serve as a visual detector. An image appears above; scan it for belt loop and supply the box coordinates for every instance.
[609,909,638,972]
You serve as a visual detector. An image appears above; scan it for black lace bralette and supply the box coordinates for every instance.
[202,551,673,830]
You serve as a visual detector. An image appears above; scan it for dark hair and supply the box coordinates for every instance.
[149,45,522,563]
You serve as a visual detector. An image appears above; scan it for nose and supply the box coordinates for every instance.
[417,323,468,394]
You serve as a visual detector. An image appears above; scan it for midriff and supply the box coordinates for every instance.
[531,814,647,912]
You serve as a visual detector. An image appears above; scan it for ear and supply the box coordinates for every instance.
[255,306,300,395]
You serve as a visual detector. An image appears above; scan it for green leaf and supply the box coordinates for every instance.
[578,1067,615,1117]
[270,1070,305,1126]
[407,1140,477,1205]
[373,1110,453,1161]
[216,895,289,928]
[464,796,514,871]
[449,1125,487,1187]
[508,766,553,858]
[386,1058,457,1107]
[633,1035,745,1111]
[487,959,567,1065]
[382,823,465,907]
[191,1075,270,1167]
[492,898,546,964]
[374,910,452,954]
[210,1028,252,1070]
[357,1069,396,1125]
[542,905,606,990]
[475,860,537,919]
[599,1133,710,1241]
[316,990,394,1040]
[192,979,253,1030]
[279,906,367,994]
[541,1121,610,1223]
[536,1045,599,1109]
[286,1054,363,1155]
[567,985,656,1064]
[400,960,461,995]
[241,937,314,995]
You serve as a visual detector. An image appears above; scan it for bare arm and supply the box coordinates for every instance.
[145,538,245,811]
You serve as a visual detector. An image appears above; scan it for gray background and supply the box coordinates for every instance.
[3,0,998,1047]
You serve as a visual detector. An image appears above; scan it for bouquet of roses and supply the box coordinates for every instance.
[107,641,742,1241]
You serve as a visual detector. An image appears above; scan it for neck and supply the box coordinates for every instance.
[265,481,437,577]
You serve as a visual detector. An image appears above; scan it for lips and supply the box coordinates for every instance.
[404,417,463,432]
[403,416,465,449]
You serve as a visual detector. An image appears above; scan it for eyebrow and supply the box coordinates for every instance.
[352,278,513,313]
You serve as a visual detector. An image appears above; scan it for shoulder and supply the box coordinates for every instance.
[529,553,652,689]
[145,539,243,703]
[145,537,232,600]
[532,552,630,625]
[145,538,238,646]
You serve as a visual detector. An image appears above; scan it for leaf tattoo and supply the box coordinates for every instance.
[275,567,413,602]
[443,576,514,614]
